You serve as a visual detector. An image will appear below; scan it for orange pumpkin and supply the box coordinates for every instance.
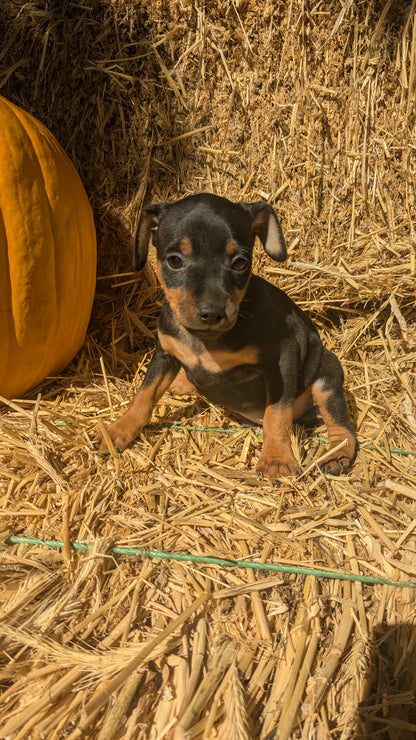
[0,95,96,399]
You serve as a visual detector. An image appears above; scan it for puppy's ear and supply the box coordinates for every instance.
[240,201,286,262]
[133,204,163,271]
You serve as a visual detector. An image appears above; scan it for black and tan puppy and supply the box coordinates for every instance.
[97,193,357,483]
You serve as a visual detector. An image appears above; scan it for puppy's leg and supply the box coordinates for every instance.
[256,402,300,484]
[168,368,197,396]
[96,344,180,453]
[312,349,357,475]
[256,352,301,484]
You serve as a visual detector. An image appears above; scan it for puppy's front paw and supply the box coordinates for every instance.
[256,453,300,486]
[94,420,138,454]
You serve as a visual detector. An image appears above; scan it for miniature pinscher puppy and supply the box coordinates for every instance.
[97,193,357,484]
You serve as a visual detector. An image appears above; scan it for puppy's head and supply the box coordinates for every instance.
[134,193,286,334]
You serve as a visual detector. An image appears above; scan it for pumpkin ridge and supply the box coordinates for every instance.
[0,95,96,399]
[0,103,58,351]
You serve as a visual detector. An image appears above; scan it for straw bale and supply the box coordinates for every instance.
[1,0,416,737]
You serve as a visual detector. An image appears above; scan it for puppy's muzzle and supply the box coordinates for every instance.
[197,303,227,326]
[182,294,239,333]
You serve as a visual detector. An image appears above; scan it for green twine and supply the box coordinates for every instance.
[148,423,416,458]
[50,421,415,458]
[5,536,416,590]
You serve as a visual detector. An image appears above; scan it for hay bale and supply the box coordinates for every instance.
[0,1,415,738]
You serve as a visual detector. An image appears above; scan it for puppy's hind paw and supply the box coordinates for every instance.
[321,454,352,476]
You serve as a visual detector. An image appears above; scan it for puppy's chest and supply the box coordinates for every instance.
[160,331,267,420]
[159,332,260,375]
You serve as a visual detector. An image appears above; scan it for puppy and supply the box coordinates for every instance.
[97,194,357,483]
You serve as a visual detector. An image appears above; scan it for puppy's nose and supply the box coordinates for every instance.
[197,306,226,326]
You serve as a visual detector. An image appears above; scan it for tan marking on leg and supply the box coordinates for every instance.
[293,387,313,420]
[312,380,356,474]
[256,404,300,483]
[98,373,174,453]
[168,368,197,395]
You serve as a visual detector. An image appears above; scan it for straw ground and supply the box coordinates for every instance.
[0,1,415,738]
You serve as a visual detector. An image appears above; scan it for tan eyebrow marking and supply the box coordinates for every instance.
[225,239,238,256]
[179,237,193,256]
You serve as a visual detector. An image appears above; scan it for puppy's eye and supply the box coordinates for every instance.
[231,256,249,272]
[166,254,184,270]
